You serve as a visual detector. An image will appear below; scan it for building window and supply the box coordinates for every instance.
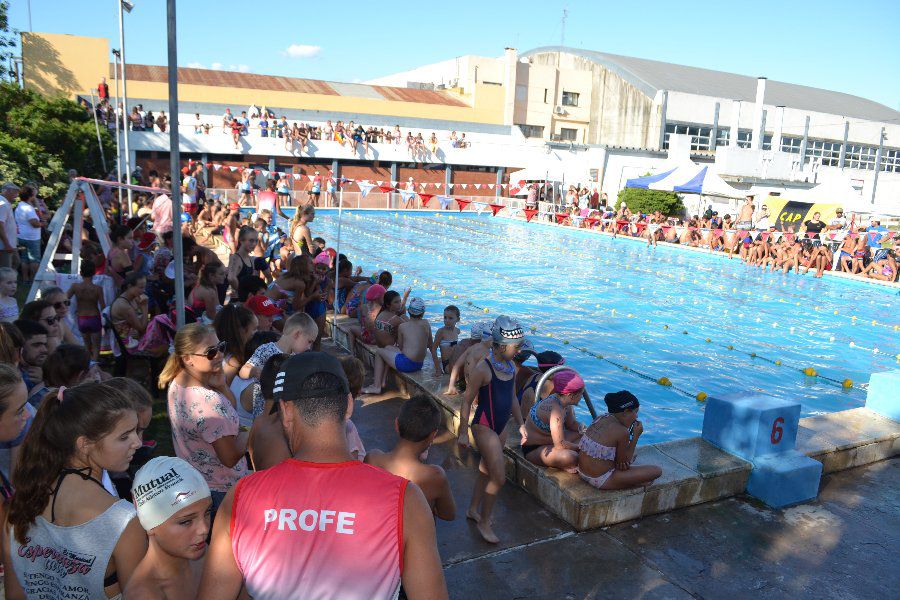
[804,139,842,167]
[845,144,878,171]
[543,88,548,104]
[882,148,900,173]
[715,128,730,147]
[664,123,712,151]
[515,85,527,102]
[781,136,802,153]
[558,128,578,141]
[561,91,579,107]
[518,124,545,138]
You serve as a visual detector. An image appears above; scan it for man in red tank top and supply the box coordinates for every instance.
[198,352,447,600]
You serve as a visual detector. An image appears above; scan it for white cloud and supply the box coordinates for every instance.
[186,61,204,69]
[283,44,322,59]
[229,64,250,73]
[210,62,224,70]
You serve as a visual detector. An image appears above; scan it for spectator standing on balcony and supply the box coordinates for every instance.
[259,114,269,138]
[323,120,334,141]
[156,111,168,133]
[237,111,249,136]
[278,116,288,139]
[98,76,109,100]
[144,110,155,132]
[130,106,143,131]
[248,104,259,119]
[222,108,234,132]
[230,117,243,149]
[450,131,459,146]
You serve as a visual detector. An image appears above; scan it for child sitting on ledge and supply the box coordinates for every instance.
[577,390,662,490]
[362,297,436,395]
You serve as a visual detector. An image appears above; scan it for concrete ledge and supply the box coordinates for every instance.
[797,408,900,473]
[328,314,897,529]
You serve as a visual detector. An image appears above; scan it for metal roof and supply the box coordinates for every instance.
[522,47,900,123]
[113,64,468,107]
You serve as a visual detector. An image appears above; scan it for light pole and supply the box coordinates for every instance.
[112,48,123,210]
[166,0,185,327]
[118,0,135,218]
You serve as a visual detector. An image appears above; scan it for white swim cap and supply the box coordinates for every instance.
[132,456,211,531]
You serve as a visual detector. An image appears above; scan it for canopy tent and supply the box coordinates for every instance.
[671,166,745,199]
[624,167,677,189]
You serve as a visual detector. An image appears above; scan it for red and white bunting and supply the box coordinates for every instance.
[474,184,482,189]
[229,166,238,172]
[376,181,383,186]
[213,164,222,171]
[390,181,398,187]
[488,183,495,189]
[460,184,468,189]
[434,183,443,189]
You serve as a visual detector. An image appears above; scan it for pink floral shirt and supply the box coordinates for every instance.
[168,382,248,492]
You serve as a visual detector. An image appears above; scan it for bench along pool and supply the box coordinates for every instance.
[309,209,899,444]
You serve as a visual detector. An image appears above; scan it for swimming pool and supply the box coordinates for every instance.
[309,209,899,444]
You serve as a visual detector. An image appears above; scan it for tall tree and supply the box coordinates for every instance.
[0,1,14,81]
[0,82,115,207]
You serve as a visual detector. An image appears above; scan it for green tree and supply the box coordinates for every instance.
[616,177,684,216]
[0,1,14,80]
[0,82,114,208]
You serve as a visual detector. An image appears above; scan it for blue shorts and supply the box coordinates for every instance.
[873,248,889,261]
[18,238,40,263]
[305,301,327,320]
[394,353,423,373]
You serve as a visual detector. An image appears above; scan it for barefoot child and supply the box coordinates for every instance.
[444,320,492,395]
[366,396,456,521]
[431,304,461,374]
[457,316,526,544]
[522,371,585,473]
[66,258,105,361]
[363,298,436,395]
[0,267,19,323]
[577,390,662,490]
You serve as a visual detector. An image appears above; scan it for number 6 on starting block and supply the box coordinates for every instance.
[702,392,821,508]
[701,393,800,460]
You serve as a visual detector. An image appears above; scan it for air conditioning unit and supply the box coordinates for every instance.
[553,105,566,115]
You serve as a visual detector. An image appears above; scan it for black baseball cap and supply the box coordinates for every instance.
[273,352,349,401]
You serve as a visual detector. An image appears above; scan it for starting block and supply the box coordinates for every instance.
[865,371,900,422]
[702,392,821,508]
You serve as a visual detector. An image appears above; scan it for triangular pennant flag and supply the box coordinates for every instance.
[583,217,600,228]
[213,164,222,171]
[419,193,434,207]
[378,185,395,193]
[474,184,482,190]
[229,166,238,172]
[460,184,468,189]
[434,182,443,189]
[456,199,471,212]
[419,183,426,189]
[472,201,487,213]
[390,181,398,187]
[488,183,495,190]
[308,175,316,182]
[400,190,416,202]
[488,203,504,216]
[556,212,570,224]
[292,173,302,180]
[376,180,383,186]
[446,183,454,189]
[507,207,522,218]
[523,208,538,222]
[358,182,376,198]
[501,183,509,189]
[438,196,453,210]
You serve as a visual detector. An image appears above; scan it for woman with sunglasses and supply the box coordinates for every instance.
[160,323,249,517]
[20,299,62,353]
[41,286,80,347]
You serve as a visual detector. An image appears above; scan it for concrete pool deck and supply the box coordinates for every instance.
[341,350,900,599]
[329,314,900,530]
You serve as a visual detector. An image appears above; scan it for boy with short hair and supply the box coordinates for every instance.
[366,397,455,521]
[238,312,317,380]
[363,298,436,395]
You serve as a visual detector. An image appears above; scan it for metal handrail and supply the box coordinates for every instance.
[534,365,597,420]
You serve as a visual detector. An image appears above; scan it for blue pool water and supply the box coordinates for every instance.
[310,210,899,444]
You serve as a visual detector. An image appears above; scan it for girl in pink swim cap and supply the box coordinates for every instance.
[521,370,586,473]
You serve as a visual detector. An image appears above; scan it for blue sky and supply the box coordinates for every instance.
[8,0,900,110]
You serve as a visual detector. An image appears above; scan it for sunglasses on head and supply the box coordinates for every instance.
[191,340,226,360]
